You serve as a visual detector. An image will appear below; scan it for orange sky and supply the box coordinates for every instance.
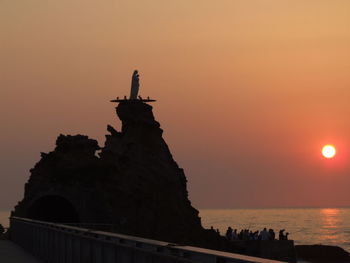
[1,0,350,209]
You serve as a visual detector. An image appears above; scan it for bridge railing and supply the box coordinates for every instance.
[10,217,286,263]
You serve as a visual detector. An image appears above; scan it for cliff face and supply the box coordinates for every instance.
[13,101,205,244]
[99,101,203,242]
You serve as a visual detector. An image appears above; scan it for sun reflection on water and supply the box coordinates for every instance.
[320,209,341,242]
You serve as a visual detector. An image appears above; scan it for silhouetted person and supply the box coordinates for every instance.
[0,224,4,235]
[253,230,259,240]
[285,232,289,240]
[216,229,220,235]
[243,229,249,240]
[260,228,270,240]
[268,229,275,240]
[232,229,238,240]
[238,229,243,240]
[249,230,254,240]
[279,229,285,240]
[225,226,233,240]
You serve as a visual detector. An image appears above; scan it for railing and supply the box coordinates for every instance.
[62,223,115,232]
[10,217,286,263]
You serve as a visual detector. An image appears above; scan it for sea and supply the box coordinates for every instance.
[199,208,350,253]
[1,208,350,253]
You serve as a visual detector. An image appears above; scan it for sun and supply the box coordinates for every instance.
[322,145,336,159]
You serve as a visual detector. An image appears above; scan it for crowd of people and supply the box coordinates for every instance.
[211,226,290,241]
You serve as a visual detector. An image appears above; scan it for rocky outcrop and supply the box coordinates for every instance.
[11,100,296,262]
[98,101,204,243]
[296,245,350,263]
[12,101,221,246]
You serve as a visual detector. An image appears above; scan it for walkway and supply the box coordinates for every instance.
[0,240,41,263]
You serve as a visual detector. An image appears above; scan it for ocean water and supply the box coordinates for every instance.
[1,208,350,252]
[199,208,350,252]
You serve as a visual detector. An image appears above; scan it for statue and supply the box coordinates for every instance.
[110,70,156,103]
[129,70,139,100]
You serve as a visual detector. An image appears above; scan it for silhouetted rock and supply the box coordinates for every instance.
[12,101,222,246]
[296,245,350,262]
[99,101,204,243]
[11,100,296,262]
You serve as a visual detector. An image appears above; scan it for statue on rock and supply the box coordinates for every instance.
[11,71,296,262]
[129,70,139,100]
[110,70,156,103]
[12,71,230,255]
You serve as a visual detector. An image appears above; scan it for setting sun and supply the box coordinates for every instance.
[322,145,336,159]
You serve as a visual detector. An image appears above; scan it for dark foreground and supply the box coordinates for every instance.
[0,240,40,263]
[296,245,350,263]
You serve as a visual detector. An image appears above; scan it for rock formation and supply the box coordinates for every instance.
[12,101,218,246]
[12,100,296,262]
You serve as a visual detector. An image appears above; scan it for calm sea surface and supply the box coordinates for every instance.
[1,208,350,252]
[199,208,350,252]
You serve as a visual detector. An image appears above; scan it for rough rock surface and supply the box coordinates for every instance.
[12,101,223,247]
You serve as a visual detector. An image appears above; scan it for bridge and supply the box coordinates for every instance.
[4,217,287,263]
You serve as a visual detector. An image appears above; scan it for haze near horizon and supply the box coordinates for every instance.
[1,0,350,210]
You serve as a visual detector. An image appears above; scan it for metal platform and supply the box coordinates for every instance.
[111,98,156,103]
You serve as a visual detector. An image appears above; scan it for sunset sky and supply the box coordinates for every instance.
[1,0,350,210]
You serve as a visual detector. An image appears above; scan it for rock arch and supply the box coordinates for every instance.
[27,195,80,223]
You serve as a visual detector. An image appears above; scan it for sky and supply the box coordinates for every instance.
[1,0,350,210]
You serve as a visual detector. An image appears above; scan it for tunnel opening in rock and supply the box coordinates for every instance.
[27,195,80,223]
